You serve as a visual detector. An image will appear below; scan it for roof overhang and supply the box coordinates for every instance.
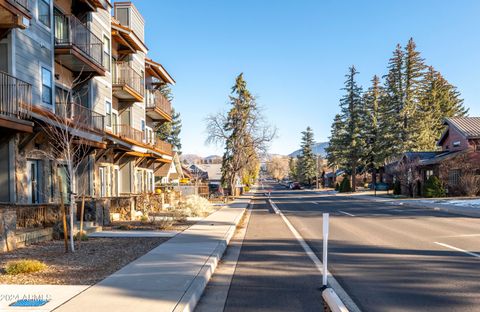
[145,58,175,85]
[111,20,148,54]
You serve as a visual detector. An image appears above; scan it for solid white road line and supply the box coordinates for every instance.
[338,211,355,217]
[273,200,361,312]
[434,242,480,259]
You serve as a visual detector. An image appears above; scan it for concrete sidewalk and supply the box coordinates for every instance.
[55,197,250,312]
[359,194,480,218]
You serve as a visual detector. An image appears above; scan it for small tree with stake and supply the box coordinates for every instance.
[37,73,95,252]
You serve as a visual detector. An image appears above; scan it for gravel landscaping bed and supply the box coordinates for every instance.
[103,219,195,231]
[0,237,168,285]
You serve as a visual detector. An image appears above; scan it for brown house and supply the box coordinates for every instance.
[388,117,480,197]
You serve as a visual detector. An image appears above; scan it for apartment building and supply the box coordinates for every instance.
[0,0,174,250]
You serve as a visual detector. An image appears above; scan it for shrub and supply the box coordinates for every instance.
[423,176,446,198]
[335,183,340,191]
[175,195,214,217]
[5,259,47,275]
[140,215,149,223]
[74,231,89,241]
[339,176,352,193]
[393,180,401,195]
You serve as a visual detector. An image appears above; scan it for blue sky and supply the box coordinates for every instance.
[134,0,480,156]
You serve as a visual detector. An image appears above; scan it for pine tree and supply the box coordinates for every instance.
[156,108,182,153]
[326,114,345,170]
[288,157,297,180]
[297,127,316,185]
[362,75,384,183]
[382,44,405,157]
[338,66,364,191]
[416,66,468,150]
[404,38,427,151]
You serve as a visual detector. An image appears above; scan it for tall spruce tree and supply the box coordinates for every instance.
[404,38,427,151]
[362,75,384,183]
[338,66,364,191]
[297,127,316,185]
[382,44,405,158]
[326,114,345,170]
[416,66,468,149]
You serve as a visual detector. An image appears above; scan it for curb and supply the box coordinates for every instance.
[322,288,349,312]
[172,201,250,312]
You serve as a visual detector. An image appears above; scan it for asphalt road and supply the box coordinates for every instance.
[269,183,480,312]
[196,198,324,312]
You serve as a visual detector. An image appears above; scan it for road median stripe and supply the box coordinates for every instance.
[434,242,480,259]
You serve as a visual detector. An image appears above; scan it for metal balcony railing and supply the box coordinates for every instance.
[113,62,144,97]
[55,102,104,132]
[0,70,32,120]
[153,139,173,155]
[54,12,104,67]
[145,89,172,117]
[114,124,144,143]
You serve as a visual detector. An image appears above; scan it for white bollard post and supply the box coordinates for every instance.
[322,213,329,287]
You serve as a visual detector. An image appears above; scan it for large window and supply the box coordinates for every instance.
[103,35,111,71]
[42,67,52,105]
[425,170,434,181]
[38,0,51,28]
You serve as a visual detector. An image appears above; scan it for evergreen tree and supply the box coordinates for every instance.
[403,38,427,151]
[326,114,345,169]
[297,127,316,185]
[382,44,404,157]
[156,108,182,153]
[288,157,297,180]
[416,66,468,150]
[362,75,384,183]
[338,66,364,191]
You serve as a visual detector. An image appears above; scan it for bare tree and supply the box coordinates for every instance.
[266,156,289,181]
[393,157,422,197]
[37,72,96,252]
[439,152,480,196]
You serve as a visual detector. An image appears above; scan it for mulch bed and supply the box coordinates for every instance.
[0,237,168,285]
[103,219,195,232]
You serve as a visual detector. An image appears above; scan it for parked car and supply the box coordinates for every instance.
[290,182,301,190]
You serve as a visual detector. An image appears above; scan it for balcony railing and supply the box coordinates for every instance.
[55,102,104,132]
[0,70,32,120]
[114,124,144,143]
[54,12,103,67]
[113,62,144,97]
[145,89,172,118]
[153,139,173,155]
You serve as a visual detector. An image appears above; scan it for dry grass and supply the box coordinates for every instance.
[0,237,167,285]
[5,259,47,275]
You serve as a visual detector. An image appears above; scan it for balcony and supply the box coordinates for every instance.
[54,12,105,76]
[152,139,173,156]
[0,70,33,132]
[55,102,104,133]
[145,89,172,122]
[113,62,144,102]
[0,0,31,38]
[114,124,144,144]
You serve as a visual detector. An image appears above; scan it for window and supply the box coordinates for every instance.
[99,167,106,197]
[38,0,51,28]
[105,101,112,127]
[103,35,111,71]
[42,67,52,105]
[425,170,434,180]
[453,141,461,147]
[448,169,460,186]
